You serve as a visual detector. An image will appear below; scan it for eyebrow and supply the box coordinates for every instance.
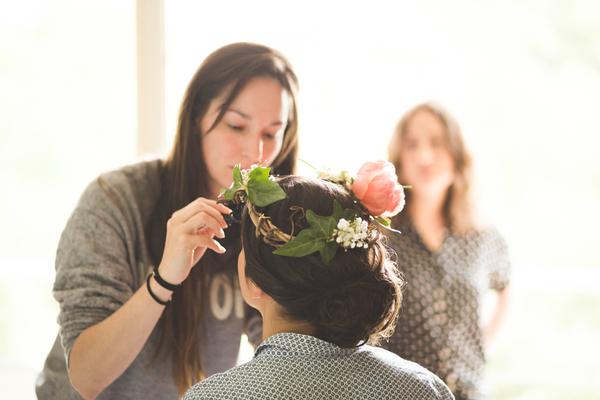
[227,108,283,127]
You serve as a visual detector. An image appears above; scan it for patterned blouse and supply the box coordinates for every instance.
[184,332,454,399]
[381,224,511,400]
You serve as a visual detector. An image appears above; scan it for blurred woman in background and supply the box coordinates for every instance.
[383,102,511,400]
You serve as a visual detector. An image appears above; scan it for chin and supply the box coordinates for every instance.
[219,175,234,189]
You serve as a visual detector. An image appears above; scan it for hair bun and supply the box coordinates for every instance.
[311,273,399,347]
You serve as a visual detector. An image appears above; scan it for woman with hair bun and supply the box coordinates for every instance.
[184,164,454,399]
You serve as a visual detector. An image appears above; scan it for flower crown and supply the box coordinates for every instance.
[220,161,405,264]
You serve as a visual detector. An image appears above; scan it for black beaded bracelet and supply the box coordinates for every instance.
[152,265,181,291]
[146,274,170,306]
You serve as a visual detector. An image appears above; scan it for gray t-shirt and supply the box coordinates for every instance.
[36,160,261,399]
[184,333,455,400]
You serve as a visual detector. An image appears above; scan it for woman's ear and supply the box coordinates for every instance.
[247,279,264,300]
[238,249,266,308]
[241,276,268,312]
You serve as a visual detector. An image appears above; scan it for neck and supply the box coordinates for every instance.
[261,307,314,340]
[409,189,448,228]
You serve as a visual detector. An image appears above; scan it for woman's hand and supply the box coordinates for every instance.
[157,198,231,285]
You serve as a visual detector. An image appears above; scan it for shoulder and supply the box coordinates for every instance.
[78,159,163,214]
[60,159,164,246]
[477,224,505,240]
[470,225,509,252]
[453,222,507,249]
[358,346,454,399]
[95,159,163,197]
[358,345,430,374]
[183,362,257,399]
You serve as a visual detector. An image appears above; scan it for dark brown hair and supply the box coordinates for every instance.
[241,176,403,348]
[147,42,299,394]
[388,102,475,234]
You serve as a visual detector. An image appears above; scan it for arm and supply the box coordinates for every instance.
[64,194,230,399]
[482,286,510,349]
[481,228,511,349]
[68,279,172,399]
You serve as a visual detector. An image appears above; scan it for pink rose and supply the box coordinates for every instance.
[352,160,405,218]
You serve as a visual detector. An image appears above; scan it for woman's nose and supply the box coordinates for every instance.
[416,145,434,165]
[240,136,264,168]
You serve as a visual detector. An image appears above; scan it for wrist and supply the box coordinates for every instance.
[146,274,172,306]
[156,264,186,288]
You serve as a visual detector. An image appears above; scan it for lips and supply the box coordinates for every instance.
[417,168,434,179]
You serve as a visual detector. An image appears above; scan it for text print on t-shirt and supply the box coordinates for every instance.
[209,273,244,320]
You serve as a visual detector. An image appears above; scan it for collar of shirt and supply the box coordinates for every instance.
[254,333,360,358]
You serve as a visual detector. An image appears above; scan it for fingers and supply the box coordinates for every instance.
[170,206,227,254]
[158,198,232,285]
[181,233,226,255]
[182,213,225,239]
[171,198,232,227]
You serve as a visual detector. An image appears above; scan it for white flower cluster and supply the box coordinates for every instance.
[240,168,250,183]
[332,217,374,249]
[318,169,353,189]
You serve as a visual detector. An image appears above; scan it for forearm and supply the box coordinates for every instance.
[67,197,230,399]
[68,277,171,399]
[483,287,510,347]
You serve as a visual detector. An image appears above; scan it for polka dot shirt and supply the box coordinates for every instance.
[184,333,455,399]
[381,224,511,400]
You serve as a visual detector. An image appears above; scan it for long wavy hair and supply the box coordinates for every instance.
[388,102,475,234]
[146,42,299,394]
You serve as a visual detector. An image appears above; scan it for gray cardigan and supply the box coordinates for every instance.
[36,160,260,399]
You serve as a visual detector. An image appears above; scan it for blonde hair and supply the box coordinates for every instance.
[387,102,476,235]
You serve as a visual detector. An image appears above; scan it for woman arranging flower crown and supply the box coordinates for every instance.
[183,164,454,400]
[37,42,300,399]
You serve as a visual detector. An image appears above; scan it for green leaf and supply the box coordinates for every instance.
[248,179,287,207]
[320,242,338,264]
[232,165,243,186]
[245,166,286,207]
[248,165,271,181]
[273,201,359,264]
[221,187,237,201]
[332,200,344,220]
[306,210,337,239]
[342,208,358,220]
[375,216,391,227]
[273,228,324,257]
[220,165,245,200]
